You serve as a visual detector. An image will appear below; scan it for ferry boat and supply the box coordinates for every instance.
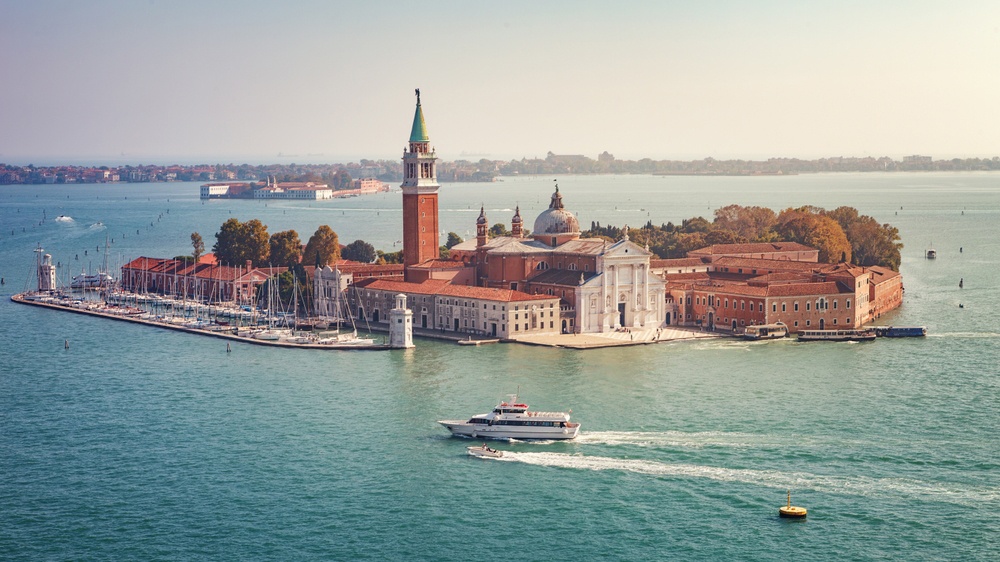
[873,326,927,338]
[743,322,788,341]
[797,328,877,342]
[439,394,580,440]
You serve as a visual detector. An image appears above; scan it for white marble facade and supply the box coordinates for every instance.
[576,237,666,333]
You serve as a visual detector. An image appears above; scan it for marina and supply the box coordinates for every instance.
[11,292,391,350]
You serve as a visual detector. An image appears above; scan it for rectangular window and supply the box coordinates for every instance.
[833,318,838,325]
[833,300,838,309]
[846,300,851,309]
[772,303,777,312]
[806,302,811,311]
[781,303,786,312]
[794,302,799,312]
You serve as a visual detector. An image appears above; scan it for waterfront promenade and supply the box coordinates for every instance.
[512,325,721,349]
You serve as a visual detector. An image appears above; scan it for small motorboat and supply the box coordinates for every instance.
[467,444,503,459]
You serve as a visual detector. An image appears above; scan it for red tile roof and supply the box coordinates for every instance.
[410,259,470,269]
[650,258,708,269]
[688,242,816,255]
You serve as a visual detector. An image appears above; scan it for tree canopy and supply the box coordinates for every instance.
[489,223,511,237]
[212,218,269,266]
[445,232,464,248]
[268,230,302,267]
[190,232,204,263]
[302,225,341,267]
[582,204,902,270]
[342,239,376,263]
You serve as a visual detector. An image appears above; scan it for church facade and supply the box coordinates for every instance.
[450,188,666,334]
[348,91,667,337]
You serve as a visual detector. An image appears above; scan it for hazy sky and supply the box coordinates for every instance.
[2,0,999,165]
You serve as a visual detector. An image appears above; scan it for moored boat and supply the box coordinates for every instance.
[797,328,877,342]
[70,271,114,289]
[874,326,927,337]
[439,394,580,440]
[743,322,788,341]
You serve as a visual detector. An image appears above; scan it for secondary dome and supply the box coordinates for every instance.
[533,186,579,235]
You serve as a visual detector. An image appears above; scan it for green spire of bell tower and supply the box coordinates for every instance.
[409,88,429,142]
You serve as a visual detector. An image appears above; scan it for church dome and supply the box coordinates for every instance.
[533,187,579,235]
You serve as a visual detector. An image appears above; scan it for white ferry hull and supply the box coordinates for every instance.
[439,420,580,440]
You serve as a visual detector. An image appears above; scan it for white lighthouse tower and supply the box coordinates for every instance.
[35,246,57,292]
[389,293,415,349]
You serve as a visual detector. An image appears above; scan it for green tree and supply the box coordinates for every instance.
[713,204,777,241]
[680,216,712,233]
[269,230,302,267]
[333,169,352,189]
[212,218,270,266]
[342,239,376,263]
[376,250,403,264]
[847,218,903,270]
[445,232,464,249]
[489,223,511,237]
[191,232,204,263]
[776,208,851,264]
[302,225,340,267]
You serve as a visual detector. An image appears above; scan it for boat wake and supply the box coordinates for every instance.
[576,430,797,449]
[55,215,74,223]
[928,331,1000,339]
[497,452,1000,507]
[88,222,106,231]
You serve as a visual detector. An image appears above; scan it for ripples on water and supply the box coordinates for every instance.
[2,175,999,560]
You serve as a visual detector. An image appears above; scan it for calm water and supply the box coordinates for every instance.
[1,174,998,560]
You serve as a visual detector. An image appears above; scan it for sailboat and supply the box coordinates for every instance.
[252,269,293,341]
[315,268,375,346]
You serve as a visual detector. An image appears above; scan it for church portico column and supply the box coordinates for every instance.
[612,265,622,329]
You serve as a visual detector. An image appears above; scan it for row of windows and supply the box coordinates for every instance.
[512,321,555,332]
[491,420,562,427]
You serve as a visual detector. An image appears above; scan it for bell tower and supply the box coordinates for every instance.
[401,88,440,280]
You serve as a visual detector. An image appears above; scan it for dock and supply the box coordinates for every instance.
[11,293,392,350]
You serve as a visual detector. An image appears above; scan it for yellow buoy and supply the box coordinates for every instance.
[779,490,807,518]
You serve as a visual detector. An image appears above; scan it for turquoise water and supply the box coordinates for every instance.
[1,174,998,560]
